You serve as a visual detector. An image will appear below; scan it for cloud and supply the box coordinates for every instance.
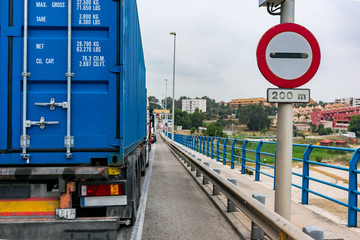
[138,0,360,102]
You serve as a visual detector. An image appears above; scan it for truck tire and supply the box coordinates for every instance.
[129,155,141,225]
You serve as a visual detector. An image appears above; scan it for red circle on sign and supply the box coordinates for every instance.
[256,23,321,88]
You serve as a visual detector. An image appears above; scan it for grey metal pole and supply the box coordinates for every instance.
[274,0,295,221]
[164,79,168,138]
[170,32,176,141]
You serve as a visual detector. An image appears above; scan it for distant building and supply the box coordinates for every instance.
[230,97,272,109]
[311,107,360,130]
[335,97,360,107]
[182,99,206,114]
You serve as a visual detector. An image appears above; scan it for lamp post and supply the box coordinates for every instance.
[170,32,176,141]
[164,79,168,138]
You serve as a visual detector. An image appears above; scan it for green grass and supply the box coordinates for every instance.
[206,139,352,165]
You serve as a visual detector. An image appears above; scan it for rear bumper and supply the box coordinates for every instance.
[0,217,119,240]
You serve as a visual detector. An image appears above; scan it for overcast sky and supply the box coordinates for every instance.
[137,0,360,103]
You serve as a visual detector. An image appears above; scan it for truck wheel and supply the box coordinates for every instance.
[130,156,141,225]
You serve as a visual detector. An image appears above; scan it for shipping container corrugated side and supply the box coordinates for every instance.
[0,0,146,165]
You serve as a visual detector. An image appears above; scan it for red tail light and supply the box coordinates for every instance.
[81,184,124,197]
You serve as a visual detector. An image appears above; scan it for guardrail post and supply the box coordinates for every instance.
[223,138,228,165]
[273,149,276,190]
[198,136,201,153]
[203,136,207,155]
[251,193,265,240]
[216,138,220,162]
[202,136,205,155]
[227,178,237,212]
[206,137,211,157]
[302,144,313,205]
[213,168,221,195]
[303,226,324,240]
[193,136,196,151]
[348,148,360,227]
[255,141,263,181]
[203,162,210,184]
[241,140,249,174]
[196,136,200,152]
[211,137,215,159]
[201,136,204,154]
[231,140,237,169]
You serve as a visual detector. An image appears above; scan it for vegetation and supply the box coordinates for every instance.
[349,115,360,137]
[173,107,206,130]
[316,124,333,136]
[174,108,192,129]
[238,105,271,131]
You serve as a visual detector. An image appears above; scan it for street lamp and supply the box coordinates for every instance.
[170,32,176,141]
[164,79,168,138]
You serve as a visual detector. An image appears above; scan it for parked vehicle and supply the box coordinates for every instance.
[150,113,157,143]
[0,0,146,238]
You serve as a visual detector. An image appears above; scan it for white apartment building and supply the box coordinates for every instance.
[182,99,206,114]
[335,97,360,107]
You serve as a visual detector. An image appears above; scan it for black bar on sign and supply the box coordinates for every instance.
[270,52,308,59]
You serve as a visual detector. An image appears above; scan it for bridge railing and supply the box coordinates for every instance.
[172,133,360,227]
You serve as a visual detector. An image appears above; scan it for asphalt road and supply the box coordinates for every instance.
[141,136,239,240]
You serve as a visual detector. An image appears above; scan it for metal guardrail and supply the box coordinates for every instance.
[163,134,313,240]
[172,133,360,227]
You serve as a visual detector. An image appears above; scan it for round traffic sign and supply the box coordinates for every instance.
[256,23,321,88]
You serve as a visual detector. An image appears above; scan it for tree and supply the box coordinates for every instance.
[201,96,217,120]
[190,108,206,129]
[239,105,270,131]
[161,97,173,111]
[174,108,192,129]
[264,105,277,116]
[175,96,188,110]
[349,115,360,137]
[316,124,333,135]
[148,96,159,104]
[206,123,225,137]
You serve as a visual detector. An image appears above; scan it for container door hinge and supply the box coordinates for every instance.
[20,135,30,148]
[25,117,59,130]
[64,136,74,159]
[21,72,31,77]
[35,98,68,111]
[65,72,74,78]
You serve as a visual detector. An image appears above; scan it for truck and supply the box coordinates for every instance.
[0,0,147,239]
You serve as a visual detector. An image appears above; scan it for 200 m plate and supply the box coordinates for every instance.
[56,208,76,220]
[267,88,310,103]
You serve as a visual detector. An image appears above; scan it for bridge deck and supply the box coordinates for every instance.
[142,136,239,240]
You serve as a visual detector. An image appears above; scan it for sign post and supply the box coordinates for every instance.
[257,0,320,221]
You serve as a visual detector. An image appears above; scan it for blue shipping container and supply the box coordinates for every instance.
[0,0,146,165]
